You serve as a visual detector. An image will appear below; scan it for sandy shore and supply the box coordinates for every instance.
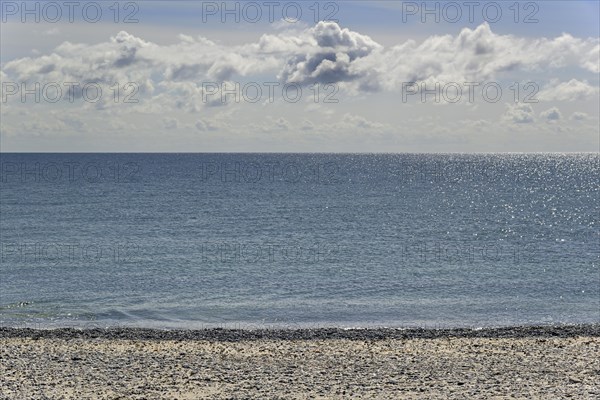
[1,325,599,399]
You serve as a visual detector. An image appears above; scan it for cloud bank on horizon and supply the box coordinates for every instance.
[1,1,599,152]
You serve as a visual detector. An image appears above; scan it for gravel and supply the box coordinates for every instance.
[1,324,598,399]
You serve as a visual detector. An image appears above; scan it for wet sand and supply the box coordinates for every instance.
[1,325,599,399]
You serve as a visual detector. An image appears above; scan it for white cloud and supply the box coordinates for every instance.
[539,79,598,102]
[540,107,562,122]
[1,21,598,152]
[582,43,600,73]
[277,21,382,86]
[369,24,599,92]
[245,116,294,134]
[340,113,385,130]
[195,119,218,131]
[271,18,309,32]
[275,117,291,130]
[300,119,315,131]
[162,117,178,129]
[504,103,535,124]
[570,112,589,121]
[4,22,597,107]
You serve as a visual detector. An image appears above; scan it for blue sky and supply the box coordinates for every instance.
[104,1,600,36]
[1,1,599,152]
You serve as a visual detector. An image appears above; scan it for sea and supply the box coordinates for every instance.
[0,153,598,329]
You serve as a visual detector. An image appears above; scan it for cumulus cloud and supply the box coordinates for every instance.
[2,30,278,112]
[4,31,151,83]
[275,117,291,130]
[300,119,315,131]
[248,116,294,133]
[370,23,600,92]
[504,103,535,124]
[337,113,388,131]
[540,107,562,122]
[1,21,598,114]
[539,79,598,101]
[570,112,589,121]
[277,21,382,85]
[195,119,218,131]
[582,43,600,73]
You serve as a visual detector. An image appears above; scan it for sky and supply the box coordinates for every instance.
[0,0,599,152]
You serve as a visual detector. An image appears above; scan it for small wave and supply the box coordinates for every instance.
[0,301,33,310]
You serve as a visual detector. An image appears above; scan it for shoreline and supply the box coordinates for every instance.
[1,323,598,341]
[3,324,599,398]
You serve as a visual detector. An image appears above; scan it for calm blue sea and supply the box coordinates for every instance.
[0,153,598,329]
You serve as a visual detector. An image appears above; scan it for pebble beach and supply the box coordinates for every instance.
[1,325,599,399]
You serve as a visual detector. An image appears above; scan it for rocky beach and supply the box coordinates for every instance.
[1,325,598,399]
